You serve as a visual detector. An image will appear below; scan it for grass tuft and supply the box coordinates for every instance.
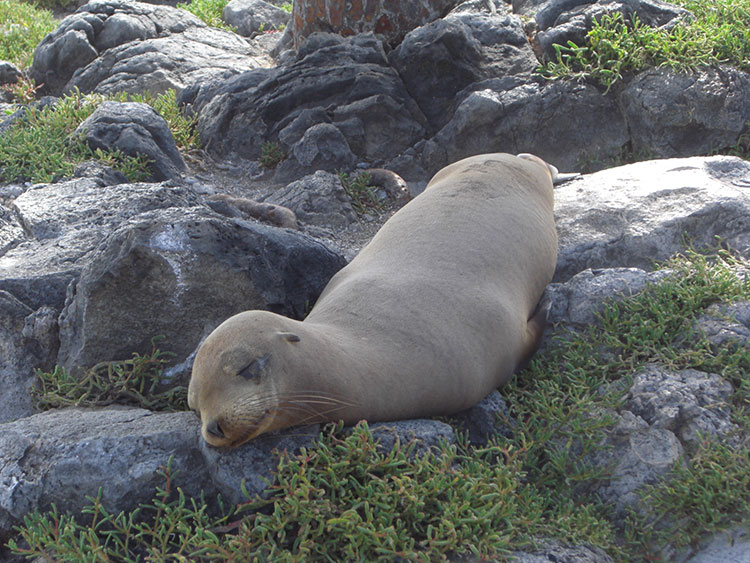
[339,171,386,215]
[0,88,198,183]
[177,0,236,32]
[0,0,56,68]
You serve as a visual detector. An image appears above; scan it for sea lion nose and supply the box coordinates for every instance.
[206,419,225,439]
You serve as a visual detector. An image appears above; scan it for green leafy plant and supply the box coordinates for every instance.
[259,140,285,168]
[0,88,198,183]
[33,340,186,412]
[0,0,56,68]
[177,0,236,32]
[540,0,750,90]
[338,171,385,215]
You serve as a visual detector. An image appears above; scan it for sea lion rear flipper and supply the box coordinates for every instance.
[514,294,551,373]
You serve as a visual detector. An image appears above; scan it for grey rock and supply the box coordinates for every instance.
[587,412,684,520]
[274,123,357,183]
[0,204,24,257]
[1,178,199,310]
[269,171,358,228]
[389,12,538,130]
[509,539,615,562]
[195,33,427,175]
[369,419,456,457]
[74,101,187,181]
[57,204,346,375]
[554,156,750,282]
[683,526,750,563]
[0,292,58,423]
[621,66,750,159]
[626,365,737,451]
[29,0,270,96]
[546,267,673,326]
[223,0,290,36]
[72,160,129,185]
[0,406,316,544]
[532,0,691,58]
[421,79,627,176]
[450,390,513,446]
[695,300,750,352]
[0,61,21,85]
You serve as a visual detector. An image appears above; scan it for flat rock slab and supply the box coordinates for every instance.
[554,155,750,282]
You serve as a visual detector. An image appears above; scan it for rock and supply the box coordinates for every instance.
[626,365,737,451]
[0,406,317,544]
[268,170,358,228]
[72,160,129,185]
[585,411,684,521]
[57,205,346,375]
[223,0,290,36]
[274,123,357,182]
[74,101,187,181]
[450,390,513,446]
[1,178,199,311]
[420,78,628,176]
[545,267,673,326]
[509,539,615,563]
[0,292,58,423]
[389,11,538,130]
[531,0,691,58]
[554,156,750,282]
[694,300,750,352]
[0,61,21,85]
[195,33,427,174]
[369,419,456,457]
[29,0,270,96]
[621,66,750,159]
[289,0,460,48]
[683,526,750,563]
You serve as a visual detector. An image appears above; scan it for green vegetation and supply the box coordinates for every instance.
[177,0,236,32]
[259,140,285,168]
[0,0,56,68]
[540,0,750,90]
[9,250,749,560]
[0,88,199,183]
[33,341,187,412]
[339,170,386,215]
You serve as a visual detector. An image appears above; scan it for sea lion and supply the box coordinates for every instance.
[188,153,559,447]
[206,193,299,229]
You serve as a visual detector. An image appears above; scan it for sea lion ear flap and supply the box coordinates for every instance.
[278,331,301,343]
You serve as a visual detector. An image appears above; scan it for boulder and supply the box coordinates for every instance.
[621,66,750,159]
[0,61,21,85]
[268,170,358,228]
[195,33,428,172]
[554,156,750,282]
[0,406,319,544]
[289,0,460,48]
[29,0,270,96]
[223,0,290,36]
[74,101,187,181]
[420,78,628,176]
[389,11,538,131]
[57,205,346,373]
[695,300,750,353]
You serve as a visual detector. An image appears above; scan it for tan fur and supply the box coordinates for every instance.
[188,153,558,447]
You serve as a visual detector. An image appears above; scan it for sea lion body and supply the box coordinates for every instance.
[188,153,558,447]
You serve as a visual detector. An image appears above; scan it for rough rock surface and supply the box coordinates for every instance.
[695,300,750,352]
[0,406,319,544]
[622,66,750,159]
[0,61,21,85]
[554,155,750,281]
[75,101,187,180]
[223,0,290,36]
[29,0,270,96]
[57,204,346,373]
[290,0,459,48]
[268,170,358,228]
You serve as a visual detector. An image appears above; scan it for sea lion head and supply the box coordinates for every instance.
[188,310,307,447]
